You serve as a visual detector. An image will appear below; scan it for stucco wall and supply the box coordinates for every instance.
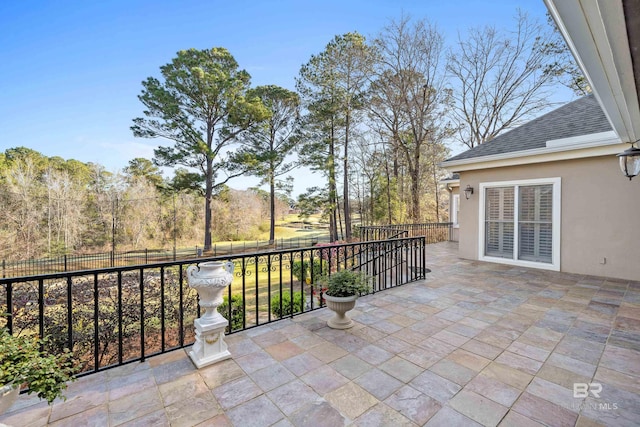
[458,155,640,281]
[447,185,460,242]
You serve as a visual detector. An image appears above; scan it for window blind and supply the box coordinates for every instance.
[485,187,514,259]
[518,185,553,263]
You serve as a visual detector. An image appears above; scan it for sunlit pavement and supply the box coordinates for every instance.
[2,242,638,427]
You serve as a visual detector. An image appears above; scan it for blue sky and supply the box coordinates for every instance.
[0,0,558,194]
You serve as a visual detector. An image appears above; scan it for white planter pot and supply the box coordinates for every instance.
[186,261,234,368]
[324,294,358,329]
[0,383,19,415]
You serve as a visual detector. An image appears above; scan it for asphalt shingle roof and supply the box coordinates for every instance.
[444,95,612,162]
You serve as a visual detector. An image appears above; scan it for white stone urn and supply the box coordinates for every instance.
[324,294,358,329]
[186,261,234,368]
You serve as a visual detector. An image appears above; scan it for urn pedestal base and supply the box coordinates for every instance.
[188,317,231,368]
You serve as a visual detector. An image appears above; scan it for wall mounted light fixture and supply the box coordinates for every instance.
[464,185,474,200]
[617,142,640,180]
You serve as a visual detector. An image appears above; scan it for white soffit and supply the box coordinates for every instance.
[544,0,640,143]
[440,141,629,172]
[546,130,619,148]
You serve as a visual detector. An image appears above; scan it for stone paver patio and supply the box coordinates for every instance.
[1,242,639,426]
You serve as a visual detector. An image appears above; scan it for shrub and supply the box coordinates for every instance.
[271,291,304,318]
[217,294,244,332]
[291,259,326,283]
[0,327,76,404]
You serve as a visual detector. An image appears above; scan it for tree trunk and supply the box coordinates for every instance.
[337,196,344,240]
[411,170,420,222]
[269,170,275,245]
[432,158,440,222]
[343,111,352,240]
[328,123,339,242]
[385,157,392,224]
[411,148,421,222]
[204,156,213,252]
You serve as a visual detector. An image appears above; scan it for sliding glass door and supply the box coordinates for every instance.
[481,179,559,269]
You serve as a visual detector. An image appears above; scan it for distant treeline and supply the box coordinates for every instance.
[0,147,289,261]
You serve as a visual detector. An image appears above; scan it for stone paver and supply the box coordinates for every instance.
[325,382,378,419]
[225,395,284,427]
[378,356,423,383]
[425,406,482,426]
[384,385,441,425]
[429,358,477,385]
[512,392,579,427]
[212,376,262,410]
[165,392,221,427]
[300,364,349,395]
[465,374,522,407]
[353,402,416,426]
[250,363,296,392]
[449,389,509,426]
[108,386,163,426]
[266,379,320,416]
[353,368,403,400]
[2,242,639,427]
[409,370,461,403]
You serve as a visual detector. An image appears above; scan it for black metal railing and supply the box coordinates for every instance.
[359,222,454,243]
[356,226,409,241]
[0,237,426,377]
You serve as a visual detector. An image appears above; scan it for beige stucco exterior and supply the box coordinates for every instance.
[457,155,640,281]
[444,182,460,242]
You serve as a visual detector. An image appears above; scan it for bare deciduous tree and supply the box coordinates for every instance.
[3,158,43,258]
[541,13,590,96]
[447,10,557,148]
[371,16,452,222]
[44,168,85,254]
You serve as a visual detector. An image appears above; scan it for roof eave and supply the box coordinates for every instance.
[440,138,626,173]
[544,0,640,143]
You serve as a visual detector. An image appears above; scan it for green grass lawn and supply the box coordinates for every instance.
[225,254,322,328]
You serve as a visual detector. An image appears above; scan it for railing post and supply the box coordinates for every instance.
[66,277,73,350]
[139,268,145,362]
[422,236,426,279]
[93,273,99,372]
[6,281,13,334]
[109,270,119,365]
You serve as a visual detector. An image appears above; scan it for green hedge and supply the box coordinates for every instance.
[291,259,326,283]
[271,291,304,318]
[218,294,244,332]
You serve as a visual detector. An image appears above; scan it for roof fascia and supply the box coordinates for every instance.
[544,0,640,143]
[441,140,626,172]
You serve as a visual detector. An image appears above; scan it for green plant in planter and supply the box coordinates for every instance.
[0,327,75,404]
[321,270,371,297]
